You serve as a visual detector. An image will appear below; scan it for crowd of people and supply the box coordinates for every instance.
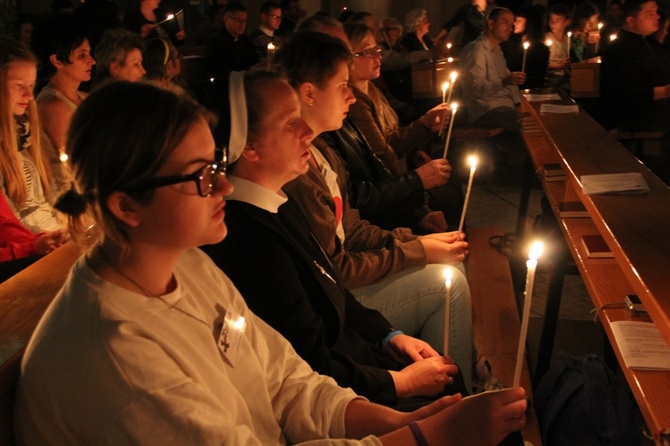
[1,0,669,443]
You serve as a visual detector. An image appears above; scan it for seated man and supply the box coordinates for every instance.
[249,0,282,61]
[459,7,528,178]
[601,0,670,133]
[203,1,258,79]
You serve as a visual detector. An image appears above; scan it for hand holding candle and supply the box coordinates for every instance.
[457,155,477,234]
[442,102,458,158]
[521,41,530,72]
[155,13,174,26]
[513,241,544,388]
[443,267,453,355]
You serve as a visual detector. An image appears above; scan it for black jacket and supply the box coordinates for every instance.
[321,118,430,231]
[205,197,401,405]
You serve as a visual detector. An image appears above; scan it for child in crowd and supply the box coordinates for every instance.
[545,3,572,91]
[569,2,601,61]
[0,37,61,234]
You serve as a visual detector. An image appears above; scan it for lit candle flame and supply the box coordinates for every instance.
[442,82,449,95]
[467,155,478,169]
[444,267,453,287]
[59,151,68,163]
[232,316,246,330]
[598,22,603,30]
[450,102,458,113]
[567,31,572,37]
[450,71,458,82]
[545,39,552,46]
[447,57,454,62]
[446,42,452,49]
[523,41,530,50]
[528,241,544,261]
[267,42,275,51]
[610,34,617,41]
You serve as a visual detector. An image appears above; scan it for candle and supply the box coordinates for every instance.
[447,57,454,63]
[155,13,174,26]
[521,41,530,72]
[609,33,617,42]
[446,41,452,58]
[438,82,450,137]
[59,150,68,163]
[446,71,458,104]
[457,155,477,233]
[267,42,276,69]
[567,31,572,57]
[442,102,458,158]
[513,241,544,388]
[595,22,603,53]
[443,267,453,355]
[545,39,552,47]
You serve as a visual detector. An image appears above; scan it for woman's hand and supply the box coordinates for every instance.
[415,158,451,189]
[34,230,65,255]
[386,333,440,363]
[389,356,459,398]
[421,103,451,133]
[418,237,468,264]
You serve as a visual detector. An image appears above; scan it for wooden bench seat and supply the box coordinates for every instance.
[451,126,505,139]
[467,225,542,446]
[0,242,82,445]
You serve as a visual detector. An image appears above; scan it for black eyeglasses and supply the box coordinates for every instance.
[352,46,383,58]
[125,148,227,197]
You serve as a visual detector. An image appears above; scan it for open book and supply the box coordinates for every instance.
[611,321,670,371]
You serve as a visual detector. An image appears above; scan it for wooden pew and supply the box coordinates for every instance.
[467,225,543,446]
[520,90,670,444]
[0,242,82,446]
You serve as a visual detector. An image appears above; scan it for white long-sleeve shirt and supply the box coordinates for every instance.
[459,34,520,123]
[15,248,381,445]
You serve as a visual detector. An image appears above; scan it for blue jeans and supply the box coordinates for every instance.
[350,263,475,392]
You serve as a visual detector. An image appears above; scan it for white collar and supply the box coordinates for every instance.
[227,175,287,213]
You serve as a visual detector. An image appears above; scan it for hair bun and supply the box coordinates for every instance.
[55,188,88,217]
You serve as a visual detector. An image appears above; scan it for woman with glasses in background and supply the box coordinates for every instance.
[344,23,464,235]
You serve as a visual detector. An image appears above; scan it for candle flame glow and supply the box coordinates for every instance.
[267,42,275,50]
[545,39,552,46]
[59,152,68,163]
[167,14,174,20]
[444,267,453,286]
[447,57,454,62]
[528,241,544,261]
[442,82,449,94]
[598,22,603,30]
[523,41,530,50]
[467,155,477,169]
[450,102,458,112]
[446,42,452,49]
[450,71,458,82]
[567,31,572,37]
[610,34,617,41]
[232,316,246,330]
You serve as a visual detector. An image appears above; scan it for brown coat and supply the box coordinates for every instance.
[283,138,426,289]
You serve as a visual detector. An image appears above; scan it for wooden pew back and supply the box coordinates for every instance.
[0,243,82,446]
